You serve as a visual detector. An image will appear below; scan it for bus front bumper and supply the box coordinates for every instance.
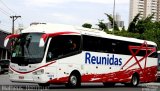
[9,74,49,83]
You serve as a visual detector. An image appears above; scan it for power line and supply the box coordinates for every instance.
[0,0,22,34]
[0,7,10,16]
[0,0,16,14]
[0,23,11,27]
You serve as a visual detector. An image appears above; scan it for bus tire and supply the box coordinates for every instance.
[125,74,139,87]
[103,82,115,87]
[66,72,81,88]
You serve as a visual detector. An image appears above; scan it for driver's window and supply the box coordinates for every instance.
[46,35,81,62]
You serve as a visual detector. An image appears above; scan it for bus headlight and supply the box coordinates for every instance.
[32,69,44,75]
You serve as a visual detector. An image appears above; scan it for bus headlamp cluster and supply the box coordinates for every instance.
[32,69,44,75]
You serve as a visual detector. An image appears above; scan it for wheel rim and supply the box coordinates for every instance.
[70,75,77,86]
[132,76,137,86]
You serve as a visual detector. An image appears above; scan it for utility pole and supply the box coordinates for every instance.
[10,15,21,34]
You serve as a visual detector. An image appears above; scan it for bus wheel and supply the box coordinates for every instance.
[125,74,139,87]
[131,74,139,86]
[103,82,115,87]
[38,83,50,87]
[66,73,81,88]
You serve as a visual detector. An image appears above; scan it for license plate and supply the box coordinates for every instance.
[19,76,24,79]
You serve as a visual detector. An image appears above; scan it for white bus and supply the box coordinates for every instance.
[4,23,157,87]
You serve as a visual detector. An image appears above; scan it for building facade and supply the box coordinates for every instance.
[129,0,160,22]
[0,29,11,60]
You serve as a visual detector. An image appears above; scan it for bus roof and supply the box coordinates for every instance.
[22,23,157,46]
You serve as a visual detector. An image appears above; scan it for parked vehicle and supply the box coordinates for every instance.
[0,59,10,74]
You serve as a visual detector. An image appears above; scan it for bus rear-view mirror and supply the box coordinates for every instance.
[4,34,20,47]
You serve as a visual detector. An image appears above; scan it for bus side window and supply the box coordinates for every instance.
[46,35,81,62]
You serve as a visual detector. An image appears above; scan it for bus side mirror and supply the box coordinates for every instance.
[4,34,20,47]
[39,34,48,47]
[39,32,80,47]
[4,37,9,47]
[39,38,45,47]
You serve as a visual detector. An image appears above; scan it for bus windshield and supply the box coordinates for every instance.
[11,33,45,64]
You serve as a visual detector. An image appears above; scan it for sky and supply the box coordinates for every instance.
[0,0,130,33]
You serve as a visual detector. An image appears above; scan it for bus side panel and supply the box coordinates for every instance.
[47,51,157,84]
[48,54,83,83]
[139,57,157,82]
[81,51,157,83]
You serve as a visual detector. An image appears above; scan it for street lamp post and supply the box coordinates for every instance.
[113,0,115,33]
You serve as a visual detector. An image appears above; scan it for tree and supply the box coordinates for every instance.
[81,12,160,49]
[128,13,140,33]
[96,19,108,31]
[82,23,92,28]
[128,13,154,34]
[136,13,154,34]
[104,13,119,31]
[121,26,126,31]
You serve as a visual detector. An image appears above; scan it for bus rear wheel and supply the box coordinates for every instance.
[125,74,139,87]
[66,73,81,88]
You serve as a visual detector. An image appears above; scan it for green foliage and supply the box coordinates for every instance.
[128,13,140,33]
[96,19,108,31]
[82,12,160,50]
[82,23,92,28]
[121,26,126,32]
[106,31,141,39]
[143,29,160,49]
[107,27,160,50]
[104,13,119,31]
[136,13,154,34]
[128,13,154,34]
[124,13,160,49]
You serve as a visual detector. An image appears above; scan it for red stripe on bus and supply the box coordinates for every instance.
[48,66,157,83]
[10,61,56,74]
[41,31,80,42]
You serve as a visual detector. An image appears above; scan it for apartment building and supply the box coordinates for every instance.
[129,0,160,22]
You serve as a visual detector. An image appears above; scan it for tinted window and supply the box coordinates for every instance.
[47,35,81,62]
[82,35,157,58]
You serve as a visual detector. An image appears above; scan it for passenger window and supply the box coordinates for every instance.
[46,35,81,62]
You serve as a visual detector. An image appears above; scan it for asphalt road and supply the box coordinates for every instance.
[0,73,160,91]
